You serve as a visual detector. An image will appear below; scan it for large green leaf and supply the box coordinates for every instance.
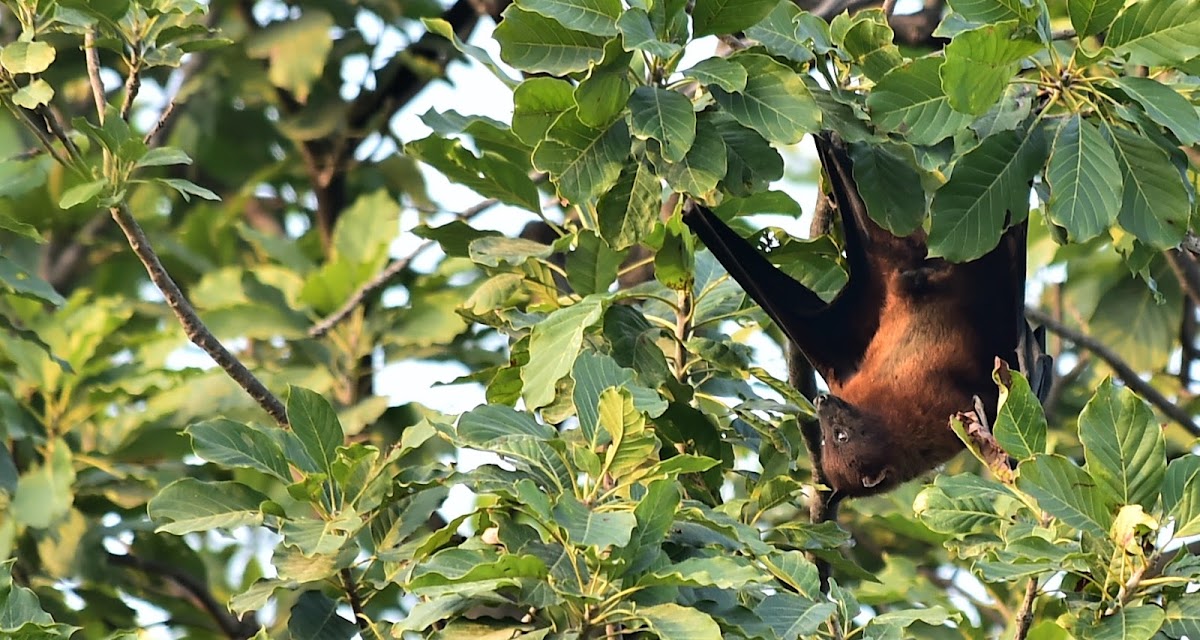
[941,20,1041,115]
[566,231,624,295]
[494,5,608,74]
[913,474,1013,534]
[991,371,1047,460]
[661,127,727,198]
[0,256,65,306]
[1161,455,1200,536]
[518,0,621,36]
[1106,124,1189,249]
[755,593,837,640]
[405,135,542,212]
[711,53,821,145]
[691,0,777,37]
[628,86,696,162]
[573,39,632,127]
[522,296,606,409]
[597,159,661,250]
[532,110,630,203]
[1090,274,1180,372]
[946,0,1038,23]
[553,494,637,547]
[849,143,925,236]
[928,128,1046,261]
[287,591,358,640]
[1045,115,1121,242]
[1069,0,1124,36]
[1017,454,1114,537]
[641,556,769,589]
[835,10,904,81]
[512,77,576,145]
[744,0,815,62]
[148,479,268,535]
[287,386,344,475]
[0,41,56,74]
[616,9,682,59]
[618,479,680,576]
[634,603,723,640]
[457,404,556,444]
[1078,379,1165,509]
[11,440,74,529]
[243,10,333,102]
[1108,0,1200,65]
[867,57,975,146]
[572,352,667,444]
[715,113,784,197]
[1112,76,1200,145]
[186,419,292,480]
[1077,605,1164,640]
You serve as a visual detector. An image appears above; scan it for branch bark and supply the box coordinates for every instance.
[1026,307,1198,434]
[108,552,259,639]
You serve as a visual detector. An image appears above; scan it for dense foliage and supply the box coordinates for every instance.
[2,0,1200,638]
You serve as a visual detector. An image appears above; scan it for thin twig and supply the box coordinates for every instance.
[1184,232,1200,256]
[120,57,141,121]
[1026,307,1199,434]
[881,0,898,18]
[144,101,177,146]
[110,203,289,425]
[1167,249,1200,306]
[108,552,259,639]
[84,30,107,123]
[1013,577,1038,640]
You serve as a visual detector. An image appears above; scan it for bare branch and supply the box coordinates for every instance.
[84,31,107,122]
[1168,248,1200,305]
[1026,307,1199,435]
[340,568,371,632]
[120,58,141,122]
[110,203,289,426]
[1013,578,1039,640]
[1184,232,1200,256]
[108,552,259,639]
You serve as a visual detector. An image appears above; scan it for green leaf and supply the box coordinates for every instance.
[1108,0,1200,65]
[1090,275,1179,371]
[574,38,632,127]
[1163,455,1200,536]
[135,147,193,168]
[1078,379,1165,509]
[712,53,821,145]
[532,110,630,203]
[58,179,107,209]
[619,479,680,576]
[0,41,56,74]
[522,297,605,409]
[641,556,768,588]
[406,135,541,212]
[867,57,975,145]
[715,113,784,197]
[1077,605,1164,640]
[992,371,1047,460]
[458,404,556,444]
[10,79,52,109]
[553,495,637,547]
[512,78,575,145]
[745,0,815,63]
[148,478,268,535]
[946,0,1038,23]
[941,20,1041,115]
[1069,0,1125,37]
[692,0,777,37]
[566,230,623,295]
[1045,115,1121,242]
[244,10,333,102]
[495,6,608,74]
[0,256,66,306]
[662,127,726,198]
[849,143,925,236]
[572,352,667,443]
[836,10,905,81]
[655,215,694,290]
[1164,596,1200,638]
[913,473,1013,534]
[597,159,661,250]
[0,160,48,205]
[755,593,837,640]
[288,591,357,640]
[468,236,553,267]
[1112,76,1200,145]
[1017,454,1114,537]
[616,9,682,58]
[287,386,344,475]
[423,18,519,87]
[634,603,722,640]
[681,57,747,92]
[629,86,696,162]
[1106,123,1190,249]
[158,178,220,201]
[11,440,73,529]
[597,387,658,478]
[518,0,621,36]
[186,419,292,480]
[928,128,1046,261]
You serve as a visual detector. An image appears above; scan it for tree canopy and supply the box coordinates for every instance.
[2,0,1200,638]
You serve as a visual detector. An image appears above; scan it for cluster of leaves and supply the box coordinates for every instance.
[1,0,1200,638]
[918,373,1200,638]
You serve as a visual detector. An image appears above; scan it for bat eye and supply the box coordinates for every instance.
[834,428,849,443]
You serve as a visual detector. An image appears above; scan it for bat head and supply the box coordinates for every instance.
[815,393,898,497]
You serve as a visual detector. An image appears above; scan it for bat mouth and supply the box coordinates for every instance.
[861,468,889,488]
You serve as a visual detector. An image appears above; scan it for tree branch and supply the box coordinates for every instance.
[1026,307,1198,434]
[1013,577,1039,640]
[108,552,259,639]
[110,203,289,426]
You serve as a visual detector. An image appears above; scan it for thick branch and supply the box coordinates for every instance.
[1026,307,1198,434]
[108,552,259,639]
[110,204,289,426]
